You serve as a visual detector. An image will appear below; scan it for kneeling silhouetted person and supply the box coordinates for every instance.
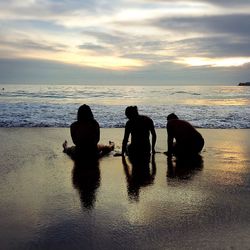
[166,113,204,158]
[122,106,156,163]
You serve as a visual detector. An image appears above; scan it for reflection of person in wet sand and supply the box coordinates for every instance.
[62,105,114,210]
[72,158,100,210]
[122,154,156,202]
[166,113,204,158]
[63,104,114,159]
[122,106,156,163]
[167,155,203,180]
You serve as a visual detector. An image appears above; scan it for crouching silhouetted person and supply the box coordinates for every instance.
[166,113,204,158]
[122,106,156,164]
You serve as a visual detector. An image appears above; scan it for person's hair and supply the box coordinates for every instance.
[167,113,179,121]
[125,106,139,119]
[77,104,94,122]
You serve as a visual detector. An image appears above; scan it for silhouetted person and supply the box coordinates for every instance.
[63,104,114,160]
[122,106,156,163]
[166,113,204,157]
[72,157,100,210]
[122,154,156,202]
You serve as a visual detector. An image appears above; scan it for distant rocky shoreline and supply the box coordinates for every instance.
[238,82,250,86]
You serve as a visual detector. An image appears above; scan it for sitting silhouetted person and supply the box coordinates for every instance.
[166,113,204,157]
[122,106,156,163]
[63,104,114,160]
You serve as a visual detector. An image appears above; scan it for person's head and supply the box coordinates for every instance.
[167,113,179,121]
[125,106,139,120]
[77,104,94,122]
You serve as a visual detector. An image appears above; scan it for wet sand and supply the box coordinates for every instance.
[0,128,250,249]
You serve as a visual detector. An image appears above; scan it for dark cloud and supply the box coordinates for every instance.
[83,31,168,58]
[121,53,166,61]
[78,43,112,53]
[136,41,166,50]
[20,39,67,51]
[154,14,250,37]
[0,38,67,52]
[37,0,119,14]
[1,58,249,85]
[78,43,106,51]
[119,40,167,56]
[0,0,120,22]
[195,0,250,7]
[171,37,250,57]
[107,12,250,61]
[83,31,126,44]
[45,0,96,11]
[0,58,113,84]
[79,30,140,54]
[147,0,250,7]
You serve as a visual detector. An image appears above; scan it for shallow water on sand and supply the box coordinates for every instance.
[0,128,250,249]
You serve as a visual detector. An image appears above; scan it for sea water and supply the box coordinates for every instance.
[0,84,249,128]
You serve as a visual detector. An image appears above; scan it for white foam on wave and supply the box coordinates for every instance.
[0,85,249,128]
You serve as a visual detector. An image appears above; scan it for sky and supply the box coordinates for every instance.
[0,0,250,85]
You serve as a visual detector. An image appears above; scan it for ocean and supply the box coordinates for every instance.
[0,84,249,128]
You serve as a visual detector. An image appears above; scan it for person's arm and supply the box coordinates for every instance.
[122,124,130,155]
[167,123,174,156]
[70,123,78,146]
[94,120,100,144]
[150,124,156,154]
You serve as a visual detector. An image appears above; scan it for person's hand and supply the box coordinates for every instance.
[164,151,172,157]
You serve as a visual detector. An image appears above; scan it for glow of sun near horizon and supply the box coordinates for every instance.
[176,57,250,67]
[1,0,250,84]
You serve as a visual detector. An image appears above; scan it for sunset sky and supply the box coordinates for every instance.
[1,0,250,85]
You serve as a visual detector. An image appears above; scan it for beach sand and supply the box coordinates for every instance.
[0,128,250,249]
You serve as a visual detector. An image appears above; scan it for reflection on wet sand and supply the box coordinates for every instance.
[72,158,100,210]
[1,129,250,249]
[167,155,203,181]
[122,154,156,202]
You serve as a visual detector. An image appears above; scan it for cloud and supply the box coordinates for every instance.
[170,36,250,58]
[83,31,125,45]
[0,38,67,52]
[146,0,250,7]
[0,0,114,31]
[154,14,250,37]
[204,0,250,6]
[147,13,250,62]
[1,58,250,85]
[78,43,110,52]
[1,0,250,83]
[0,0,115,15]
